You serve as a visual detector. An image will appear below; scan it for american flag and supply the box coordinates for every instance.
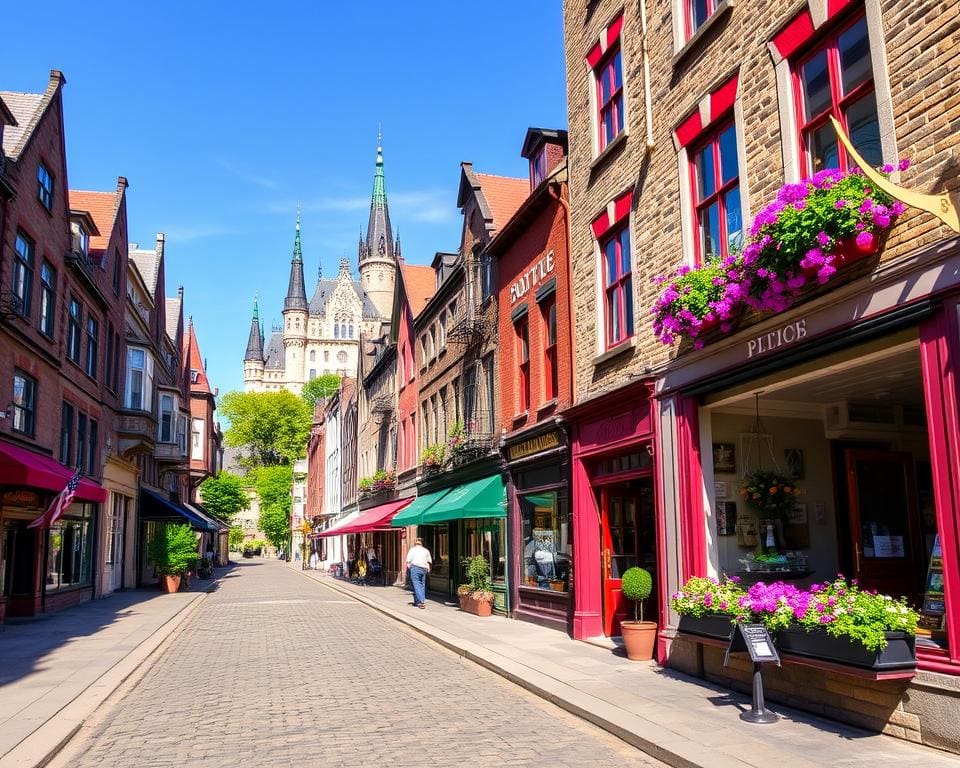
[28,470,81,530]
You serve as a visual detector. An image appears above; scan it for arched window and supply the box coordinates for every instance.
[334,324,339,339]
[340,323,347,338]
[337,350,348,364]
[309,350,315,362]
[349,324,354,338]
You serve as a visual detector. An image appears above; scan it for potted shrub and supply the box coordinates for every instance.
[620,567,657,660]
[148,523,199,593]
[457,555,494,617]
[671,576,744,640]
[420,443,446,471]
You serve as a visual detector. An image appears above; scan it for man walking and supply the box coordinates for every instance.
[405,537,432,609]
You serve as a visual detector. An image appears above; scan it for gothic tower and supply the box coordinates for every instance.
[243,296,265,391]
[283,210,308,393]
[358,129,398,320]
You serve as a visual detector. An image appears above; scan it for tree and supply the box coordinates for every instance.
[199,472,249,522]
[229,526,244,551]
[252,465,293,550]
[219,390,312,467]
[302,374,341,409]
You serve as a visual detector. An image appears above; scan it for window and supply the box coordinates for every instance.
[76,413,87,472]
[60,401,74,465]
[107,495,126,565]
[85,316,99,379]
[439,311,447,349]
[421,401,429,451]
[334,324,339,339]
[12,232,34,318]
[602,224,634,347]
[520,491,569,592]
[349,324,354,338]
[309,368,317,380]
[192,418,204,461]
[112,248,122,294]
[686,0,720,39]
[45,505,95,592]
[125,347,153,410]
[429,327,437,359]
[795,15,880,175]
[309,350,316,362]
[159,394,174,442]
[176,414,187,455]
[531,147,548,187]
[70,221,89,257]
[324,350,329,362]
[39,262,55,336]
[112,332,121,393]
[543,299,558,401]
[67,298,83,363]
[88,419,98,475]
[516,315,530,413]
[337,350,347,364]
[480,253,494,301]
[691,122,741,263]
[596,48,624,152]
[12,370,36,435]
[37,162,53,210]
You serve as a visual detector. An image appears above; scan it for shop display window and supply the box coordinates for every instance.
[460,518,506,585]
[520,491,570,592]
[45,504,94,592]
[421,524,450,578]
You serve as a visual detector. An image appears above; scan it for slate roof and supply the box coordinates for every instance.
[308,278,381,319]
[165,297,181,343]
[130,247,160,297]
[0,91,45,160]
[400,264,436,319]
[475,173,529,232]
[264,330,285,370]
[69,190,116,256]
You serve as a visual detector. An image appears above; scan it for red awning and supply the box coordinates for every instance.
[311,498,412,538]
[0,442,108,503]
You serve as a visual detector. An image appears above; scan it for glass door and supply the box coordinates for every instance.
[600,485,639,636]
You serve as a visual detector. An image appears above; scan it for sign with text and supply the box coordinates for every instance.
[507,430,562,461]
[509,250,555,305]
[724,623,780,666]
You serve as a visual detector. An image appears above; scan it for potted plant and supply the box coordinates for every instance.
[420,443,447,471]
[620,567,657,660]
[148,523,199,593]
[652,258,743,347]
[672,576,744,640]
[457,554,494,617]
[447,421,466,456]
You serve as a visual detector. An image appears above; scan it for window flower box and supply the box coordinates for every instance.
[776,626,915,671]
[677,613,735,641]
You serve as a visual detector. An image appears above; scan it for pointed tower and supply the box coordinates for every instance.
[282,209,308,392]
[358,128,398,320]
[243,296,265,391]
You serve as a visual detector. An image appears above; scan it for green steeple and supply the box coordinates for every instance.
[361,126,395,265]
[284,206,308,311]
[293,203,303,261]
[371,125,387,209]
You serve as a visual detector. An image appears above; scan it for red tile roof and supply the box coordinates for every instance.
[69,190,117,256]
[184,322,213,395]
[401,264,436,319]
[475,173,529,232]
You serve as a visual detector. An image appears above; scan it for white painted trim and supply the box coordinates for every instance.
[733,91,752,230]
[658,395,684,625]
[671,0,685,53]
[774,56,800,182]
[864,0,899,166]
[677,147,695,267]
[808,0,828,28]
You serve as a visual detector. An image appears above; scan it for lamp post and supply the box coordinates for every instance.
[300,519,311,571]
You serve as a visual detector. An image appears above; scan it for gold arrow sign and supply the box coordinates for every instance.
[831,116,959,233]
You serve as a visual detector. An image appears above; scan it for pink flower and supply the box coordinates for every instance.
[834,199,848,209]
[816,231,831,246]
[855,231,875,250]
[891,201,906,216]
[898,157,911,171]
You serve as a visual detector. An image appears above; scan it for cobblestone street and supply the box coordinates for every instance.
[59,561,661,768]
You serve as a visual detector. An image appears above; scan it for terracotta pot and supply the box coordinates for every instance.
[459,593,493,617]
[159,574,181,594]
[621,620,657,661]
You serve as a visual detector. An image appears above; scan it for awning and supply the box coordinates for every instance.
[0,442,107,503]
[139,488,216,531]
[390,488,451,527]
[420,475,506,524]
[185,502,230,532]
[313,498,412,537]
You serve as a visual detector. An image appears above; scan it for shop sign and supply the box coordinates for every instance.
[746,319,807,359]
[509,250,555,305]
[508,430,562,461]
[2,490,41,507]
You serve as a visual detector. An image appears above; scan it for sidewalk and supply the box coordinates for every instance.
[0,573,218,768]
[301,570,960,768]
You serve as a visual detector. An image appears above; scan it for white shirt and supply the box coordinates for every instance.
[406,545,432,570]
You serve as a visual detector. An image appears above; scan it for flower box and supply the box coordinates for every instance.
[775,626,916,671]
[677,614,735,642]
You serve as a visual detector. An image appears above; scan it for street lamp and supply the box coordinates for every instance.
[300,519,312,570]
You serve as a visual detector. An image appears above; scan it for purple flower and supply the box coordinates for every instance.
[835,199,847,209]
[898,157,911,171]
[860,199,873,214]
[793,200,807,211]
[891,201,906,216]
[855,231,875,250]
[816,231,831,246]
[819,615,833,624]
[703,593,713,608]
[817,264,837,284]
[873,212,891,228]
[882,163,895,174]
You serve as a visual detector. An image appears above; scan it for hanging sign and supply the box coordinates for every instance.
[2,490,41,507]
[507,430,562,461]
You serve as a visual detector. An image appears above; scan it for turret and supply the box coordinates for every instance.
[358,128,397,319]
[243,296,265,391]
[283,209,308,391]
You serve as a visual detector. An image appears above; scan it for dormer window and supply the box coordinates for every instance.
[37,162,53,210]
[70,220,89,257]
[531,147,548,188]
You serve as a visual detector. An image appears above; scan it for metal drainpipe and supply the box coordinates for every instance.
[547,181,576,401]
[640,0,655,151]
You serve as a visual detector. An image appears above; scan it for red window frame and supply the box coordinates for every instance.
[595,47,624,152]
[689,119,740,265]
[685,0,719,40]
[542,299,558,401]
[516,315,530,413]
[602,223,634,349]
[792,12,877,176]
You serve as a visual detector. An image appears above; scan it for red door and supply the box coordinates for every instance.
[600,480,656,636]
[845,449,921,600]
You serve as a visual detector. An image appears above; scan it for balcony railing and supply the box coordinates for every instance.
[447,310,493,345]
[154,441,188,463]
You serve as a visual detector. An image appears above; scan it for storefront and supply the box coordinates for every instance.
[137,486,215,587]
[503,425,572,632]
[569,381,659,641]
[0,442,108,621]
[313,498,411,583]
[657,236,960,748]
[99,453,139,597]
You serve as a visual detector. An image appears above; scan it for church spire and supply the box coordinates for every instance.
[284,207,308,311]
[244,295,264,361]
[362,128,395,266]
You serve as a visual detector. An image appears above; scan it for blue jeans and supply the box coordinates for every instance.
[409,565,427,605]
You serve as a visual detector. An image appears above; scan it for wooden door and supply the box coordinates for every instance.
[845,449,921,599]
[601,485,641,636]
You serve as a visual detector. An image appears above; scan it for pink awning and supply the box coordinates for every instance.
[311,498,412,538]
[0,442,107,503]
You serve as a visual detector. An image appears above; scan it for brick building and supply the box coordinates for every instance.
[564,0,960,750]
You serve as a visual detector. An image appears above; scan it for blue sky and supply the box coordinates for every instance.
[5,2,568,396]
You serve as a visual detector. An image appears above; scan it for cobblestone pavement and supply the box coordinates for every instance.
[61,560,663,768]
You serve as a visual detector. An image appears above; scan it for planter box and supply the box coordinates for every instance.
[677,614,735,642]
[458,593,493,617]
[775,626,916,670]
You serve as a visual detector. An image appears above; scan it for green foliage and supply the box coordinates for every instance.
[738,468,801,520]
[219,390,312,467]
[252,464,293,550]
[199,472,249,522]
[301,374,341,408]
[228,526,244,550]
[421,443,446,468]
[621,567,653,622]
[459,554,492,596]
[148,524,199,576]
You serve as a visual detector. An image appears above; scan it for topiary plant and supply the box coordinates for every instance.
[621,567,653,623]
[148,524,199,576]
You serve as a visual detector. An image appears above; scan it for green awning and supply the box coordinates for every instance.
[421,475,506,524]
[390,488,451,527]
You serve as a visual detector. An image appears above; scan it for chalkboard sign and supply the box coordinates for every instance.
[724,623,780,667]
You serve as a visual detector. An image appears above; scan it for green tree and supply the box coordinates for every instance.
[228,526,244,551]
[252,465,293,550]
[199,472,249,522]
[219,390,312,467]
[302,374,341,408]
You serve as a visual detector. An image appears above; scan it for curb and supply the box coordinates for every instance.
[0,581,216,768]
[299,571,703,768]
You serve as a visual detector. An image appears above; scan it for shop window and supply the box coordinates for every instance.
[516,315,530,412]
[67,298,83,364]
[793,14,880,175]
[12,232,34,318]
[542,299,558,401]
[520,491,569,592]
[602,224,634,348]
[12,370,36,436]
[691,122,742,264]
[85,315,99,379]
[45,505,94,592]
[37,162,53,210]
[39,262,56,337]
[461,518,506,585]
